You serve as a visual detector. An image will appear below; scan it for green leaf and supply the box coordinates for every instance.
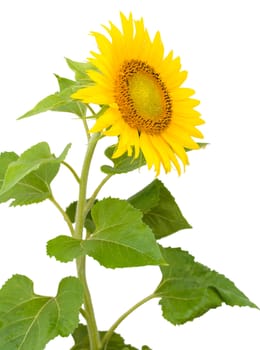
[0,142,71,196]
[54,74,76,91]
[53,98,86,118]
[71,324,140,350]
[19,94,65,119]
[19,82,87,119]
[54,96,86,117]
[18,64,93,120]
[0,152,18,174]
[0,152,63,206]
[129,179,191,239]
[47,235,85,263]
[84,198,165,268]
[101,145,146,174]
[18,57,99,120]
[49,199,165,268]
[53,78,87,116]
[65,58,97,82]
[1,164,60,206]
[0,275,83,350]
[0,152,19,183]
[155,247,257,325]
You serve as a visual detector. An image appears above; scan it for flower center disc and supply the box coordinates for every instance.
[129,73,163,121]
[115,60,172,135]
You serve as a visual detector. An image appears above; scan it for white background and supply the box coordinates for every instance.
[1,1,260,349]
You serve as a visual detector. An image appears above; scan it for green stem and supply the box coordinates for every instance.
[82,117,91,142]
[61,161,80,184]
[74,132,101,350]
[49,196,75,236]
[80,307,88,321]
[77,256,100,348]
[83,104,97,142]
[74,132,100,239]
[101,294,155,349]
[87,104,97,116]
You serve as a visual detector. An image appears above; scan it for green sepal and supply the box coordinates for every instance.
[71,323,149,350]
[101,145,146,174]
[129,179,191,239]
[155,247,258,325]
[0,275,83,350]
[0,142,71,196]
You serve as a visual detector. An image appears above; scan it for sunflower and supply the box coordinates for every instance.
[72,13,204,175]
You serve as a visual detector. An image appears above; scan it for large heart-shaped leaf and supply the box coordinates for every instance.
[0,275,83,350]
[155,247,257,325]
[84,198,165,268]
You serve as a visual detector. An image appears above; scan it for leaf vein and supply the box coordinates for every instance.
[18,298,58,350]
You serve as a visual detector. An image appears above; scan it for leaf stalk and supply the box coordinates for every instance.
[101,294,156,348]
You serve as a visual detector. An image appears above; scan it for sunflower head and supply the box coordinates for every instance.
[72,13,204,175]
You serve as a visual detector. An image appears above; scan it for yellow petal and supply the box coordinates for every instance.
[90,108,119,132]
[162,133,189,166]
[165,126,200,150]
[139,133,161,175]
[72,86,113,105]
[171,88,196,100]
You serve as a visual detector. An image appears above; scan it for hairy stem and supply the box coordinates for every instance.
[74,132,101,350]
[101,294,156,348]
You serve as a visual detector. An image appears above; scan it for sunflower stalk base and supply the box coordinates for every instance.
[0,13,257,350]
